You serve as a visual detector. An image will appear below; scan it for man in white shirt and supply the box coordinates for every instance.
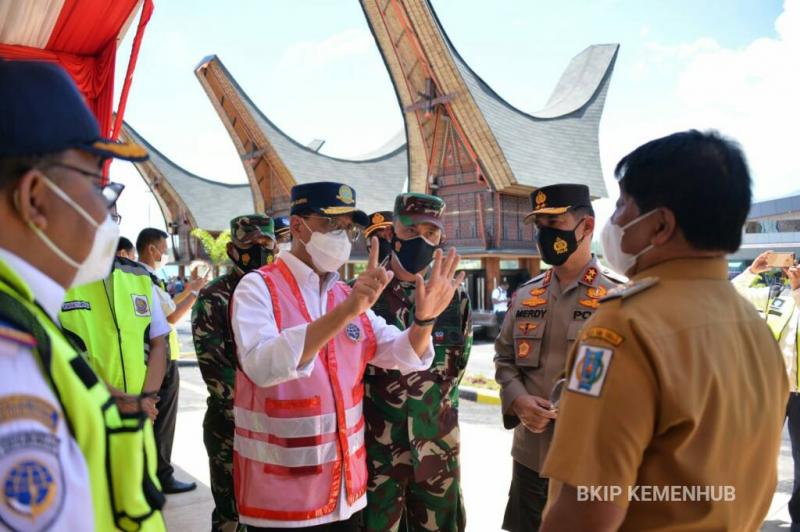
[136,227,207,494]
[231,181,466,531]
[732,250,800,528]
[492,278,510,326]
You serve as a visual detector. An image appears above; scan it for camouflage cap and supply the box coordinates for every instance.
[393,193,445,230]
[230,214,275,246]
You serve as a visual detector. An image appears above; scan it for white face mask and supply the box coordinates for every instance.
[152,246,169,270]
[25,177,120,288]
[600,209,657,275]
[301,219,352,273]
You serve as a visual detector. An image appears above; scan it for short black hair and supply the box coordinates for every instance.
[117,237,134,253]
[615,130,751,253]
[136,228,168,256]
[0,153,63,189]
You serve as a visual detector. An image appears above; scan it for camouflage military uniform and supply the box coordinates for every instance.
[192,272,244,532]
[190,215,275,532]
[364,277,472,532]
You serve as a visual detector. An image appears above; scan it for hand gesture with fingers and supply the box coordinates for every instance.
[347,236,394,316]
[750,250,774,274]
[413,247,466,323]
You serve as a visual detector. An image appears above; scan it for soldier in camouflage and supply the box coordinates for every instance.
[364,193,472,532]
[191,215,276,532]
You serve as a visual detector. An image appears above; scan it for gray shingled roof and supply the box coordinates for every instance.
[429,6,617,198]
[123,122,255,232]
[214,59,409,216]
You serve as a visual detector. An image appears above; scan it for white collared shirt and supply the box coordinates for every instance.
[231,250,434,528]
[0,248,94,530]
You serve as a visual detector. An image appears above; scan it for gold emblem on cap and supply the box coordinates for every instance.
[372,213,384,225]
[337,185,354,205]
[554,237,569,255]
[535,191,546,208]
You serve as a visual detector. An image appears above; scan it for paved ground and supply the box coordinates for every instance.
[167,323,794,530]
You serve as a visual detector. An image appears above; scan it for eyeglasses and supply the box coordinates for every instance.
[304,215,362,242]
[42,163,125,208]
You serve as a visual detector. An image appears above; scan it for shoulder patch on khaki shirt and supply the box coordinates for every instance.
[582,327,625,346]
[600,276,659,303]
[568,344,614,397]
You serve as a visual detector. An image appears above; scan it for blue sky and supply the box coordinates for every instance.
[112,0,796,240]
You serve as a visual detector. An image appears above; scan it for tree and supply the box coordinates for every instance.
[190,228,231,267]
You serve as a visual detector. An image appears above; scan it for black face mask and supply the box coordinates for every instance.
[392,235,438,274]
[370,237,393,265]
[230,244,274,273]
[536,219,586,266]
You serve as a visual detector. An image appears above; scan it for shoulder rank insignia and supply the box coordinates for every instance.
[581,267,598,286]
[599,277,660,302]
[582,327,624,346]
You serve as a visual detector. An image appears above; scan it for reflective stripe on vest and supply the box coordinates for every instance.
[60,259,152,393]
[0,258,165,531]
[233,260,376,522]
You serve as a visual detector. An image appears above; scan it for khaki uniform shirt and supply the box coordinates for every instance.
[494,256,625,472]
[542,257,789,531]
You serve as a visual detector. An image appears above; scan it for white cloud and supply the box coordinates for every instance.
[277,29,374,70]
[603,0,800,203]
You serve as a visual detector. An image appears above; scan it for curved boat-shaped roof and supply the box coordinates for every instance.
[195,55,408,216]
[121,122,255,232]
[428,4,618,196]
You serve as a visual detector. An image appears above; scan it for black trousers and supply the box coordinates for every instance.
[155,359,180,482]
[502,461,549,532]
[787,393,800,531]
[247,511,362,532]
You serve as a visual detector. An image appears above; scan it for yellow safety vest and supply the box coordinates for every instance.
[753,283,800,388]
[60,258,152,393]
[0,258,166,531]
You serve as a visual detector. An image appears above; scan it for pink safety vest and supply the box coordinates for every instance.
[232,260,377,522]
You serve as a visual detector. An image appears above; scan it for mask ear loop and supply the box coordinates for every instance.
[14,186,83,269]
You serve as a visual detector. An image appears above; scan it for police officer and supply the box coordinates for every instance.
[229,182,465,530]
[0,60,165,530]
[364,210,394,265]
[274,215,292,253]
[364,194,472,532]
[732,250,800,528]
[540,130,788,530]
[494,183,624,532]
[191,214,275,532]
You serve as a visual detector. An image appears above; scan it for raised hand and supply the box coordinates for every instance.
[749,250,773,274]
[413,247,466,322]
[347,236,394,316]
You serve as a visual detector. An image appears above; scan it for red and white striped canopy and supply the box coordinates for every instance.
[0,0,153,143]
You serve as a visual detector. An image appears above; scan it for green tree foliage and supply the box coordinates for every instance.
[191,228,231,266]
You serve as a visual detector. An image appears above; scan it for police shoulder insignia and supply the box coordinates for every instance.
[346,323,362,342]
[568,344,614,397]
[131,294,150,317]
[582,327,624,346]
[599,277,659,303]
[581,267,598,286]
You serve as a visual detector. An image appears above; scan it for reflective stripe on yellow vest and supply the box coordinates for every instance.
[60,258,152,393]
[0,258,166,531]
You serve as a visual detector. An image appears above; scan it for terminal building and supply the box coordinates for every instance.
[729,191,800,276]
